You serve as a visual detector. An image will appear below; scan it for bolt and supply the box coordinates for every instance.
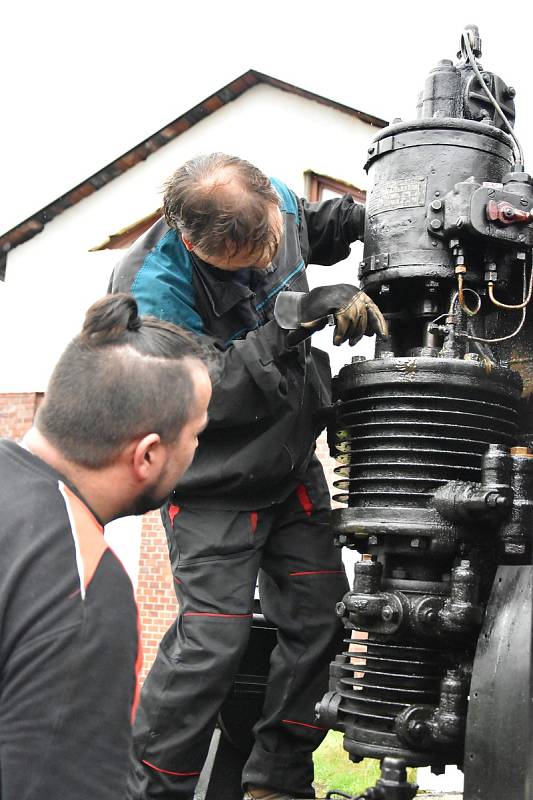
[434,191,441,197]
[506,86,516,99]
[422,609,438,624]
[521,197,529,207]
[488,188,496,197]
[410,537,423,549]
[368,535,379,546]
[460,559,471,568]
[430,199,443,211]
[381,604,395,622]
[336,601,347,616]
[368,146,375,155]
[380,284,390,294]
[430,218,443,230]
[495,495,511,507]
[337,534,348,546]
[351,355,366,364]
[408,720,428,741]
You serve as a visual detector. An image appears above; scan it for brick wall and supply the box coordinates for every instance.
[137,511,178,682]
[0,393,43,440]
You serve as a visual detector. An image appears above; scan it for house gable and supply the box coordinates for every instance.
[0,71,386,260]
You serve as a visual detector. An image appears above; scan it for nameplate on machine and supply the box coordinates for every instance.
[368,177,427,216]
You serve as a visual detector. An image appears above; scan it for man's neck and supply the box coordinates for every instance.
[22,427,125,524]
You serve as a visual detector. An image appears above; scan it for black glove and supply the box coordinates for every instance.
[274,284,388,346]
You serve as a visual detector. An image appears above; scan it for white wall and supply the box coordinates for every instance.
[0,83,378,391]
[0,84,377,584]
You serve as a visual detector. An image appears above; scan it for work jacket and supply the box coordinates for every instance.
[110,179,364,509]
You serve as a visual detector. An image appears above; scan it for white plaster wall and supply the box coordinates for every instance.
[0,83,378,391]
[0,84,377,578]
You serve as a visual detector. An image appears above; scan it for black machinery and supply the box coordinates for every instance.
[314,24,533,800]
[206,25,533,800]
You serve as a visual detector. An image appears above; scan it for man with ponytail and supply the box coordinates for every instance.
[0,294,213,800]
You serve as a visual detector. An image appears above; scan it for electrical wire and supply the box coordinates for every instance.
[462,28,524,167]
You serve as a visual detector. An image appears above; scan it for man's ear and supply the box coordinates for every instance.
[182,236,195,252]
[131,433,162,481]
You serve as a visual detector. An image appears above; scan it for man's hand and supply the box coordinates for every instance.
[274,284,388,346]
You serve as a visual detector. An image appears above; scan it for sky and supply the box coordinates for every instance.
[2,0,533,234]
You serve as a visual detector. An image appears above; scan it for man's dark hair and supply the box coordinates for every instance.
[163,153,281,261]
[36,294,217,468]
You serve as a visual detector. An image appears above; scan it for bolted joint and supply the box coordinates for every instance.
[335,601,347,617]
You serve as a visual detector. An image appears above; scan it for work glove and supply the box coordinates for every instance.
[274,284,388,346]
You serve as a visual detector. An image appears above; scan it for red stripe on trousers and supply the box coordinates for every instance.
[142,759,200,777]
[168,504,180,525]
[282,718,325,731]
[183,612,252,618]
[296,483,313,516]
[289,570,345,577]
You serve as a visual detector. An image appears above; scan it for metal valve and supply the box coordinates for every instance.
[486,199,533,225]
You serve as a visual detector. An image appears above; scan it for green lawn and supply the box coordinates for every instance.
[313,731,417,797]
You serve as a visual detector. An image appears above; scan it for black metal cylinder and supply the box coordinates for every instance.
[331,357,522,543]
[360,119,514,292]
[319,631,464,767]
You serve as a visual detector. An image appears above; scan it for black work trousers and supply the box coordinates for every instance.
[127,459,348,799]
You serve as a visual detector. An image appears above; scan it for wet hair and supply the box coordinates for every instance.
[163,153,282,261]
[36,294,218,468]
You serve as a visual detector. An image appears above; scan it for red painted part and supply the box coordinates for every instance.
[250,511,258,534]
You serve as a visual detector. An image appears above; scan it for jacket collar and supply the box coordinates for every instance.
[190,253,256,317]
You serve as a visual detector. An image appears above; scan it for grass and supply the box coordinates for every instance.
[313,731,417,798]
